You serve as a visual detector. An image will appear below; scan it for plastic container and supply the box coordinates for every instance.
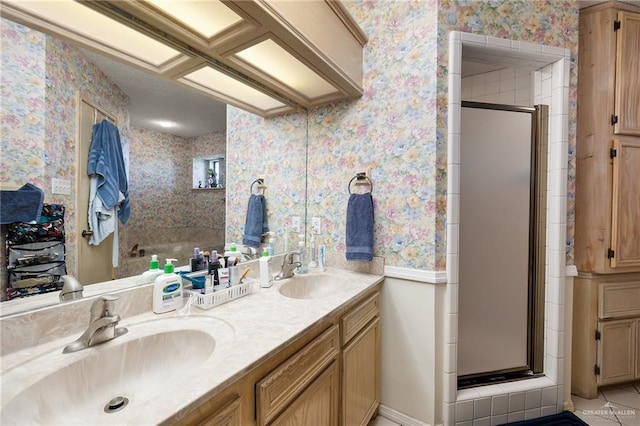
[138,254,163,284]
[153,258,184,314]
[318,244,326,272]
[296,235,308,274]
[260,249,273,288]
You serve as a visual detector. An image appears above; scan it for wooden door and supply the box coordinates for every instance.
[614,11,640,136]
[76,98,115,284]
[342,318,380,426]
[269,362,339,426]
[597,319,636,385]
[610,139,640,269]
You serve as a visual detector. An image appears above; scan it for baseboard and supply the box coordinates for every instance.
[384,266,447,284]
[378,404,434,426]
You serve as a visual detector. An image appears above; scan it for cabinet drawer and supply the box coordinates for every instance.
[599,282,640,319]
[256,325,339,425]
[341,292,380,346]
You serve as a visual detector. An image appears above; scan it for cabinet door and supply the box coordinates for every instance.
[199,395,242,426]
[269,362,339,426]
[610,140,640,269]
[614,11,640,136]
[342,318,380,426]
[597,320,636,385]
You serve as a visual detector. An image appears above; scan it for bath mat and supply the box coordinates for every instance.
[504,411,588,425]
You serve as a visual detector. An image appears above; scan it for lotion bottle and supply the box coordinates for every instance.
[138,254,163,284]
[153,258,183,314]
[259,249,273,288]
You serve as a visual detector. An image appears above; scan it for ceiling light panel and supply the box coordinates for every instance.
[146,0,243,39]
[4,0,182,67]
[181,66,286,111]
[235,39,339,99]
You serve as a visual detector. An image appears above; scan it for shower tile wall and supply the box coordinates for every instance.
[461,68,533,106]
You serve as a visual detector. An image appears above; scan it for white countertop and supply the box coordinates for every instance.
[0,266,383,425]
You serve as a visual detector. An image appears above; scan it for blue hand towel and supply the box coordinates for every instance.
[88,119,130,224]
[346,193,374,261]
[243,194,269,248]
[0,183,44,224]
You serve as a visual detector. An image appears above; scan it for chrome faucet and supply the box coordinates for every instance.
[63,295,128,354]
[59,275,84,301]
[275,252,302,280]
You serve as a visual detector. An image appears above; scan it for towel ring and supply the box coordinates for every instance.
[250,178,266,194]
[348,173,373,194]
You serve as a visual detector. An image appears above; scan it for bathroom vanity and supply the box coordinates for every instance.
[0,266,382,426]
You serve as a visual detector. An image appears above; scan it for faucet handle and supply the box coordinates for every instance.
[90,294,120,317]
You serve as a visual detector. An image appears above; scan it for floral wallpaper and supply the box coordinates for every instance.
[1,17,130,276]
[436,0,579,267]
[226,109,307,254]
[126,127,226,262]
[228,0,579,271]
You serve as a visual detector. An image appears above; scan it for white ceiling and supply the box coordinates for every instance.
[82,49,227,138]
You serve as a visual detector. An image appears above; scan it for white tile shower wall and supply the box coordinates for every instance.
[447,32,571,426]
[461,68,533,106]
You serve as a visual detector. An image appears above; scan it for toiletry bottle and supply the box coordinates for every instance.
[190,247,200,272]
[224,243,238,267]
[309,236,317,268]
[260,249,274,288]
[153,258,184,314]
[296,235,308,274]
[318,244,326,272]
[209,250,221,287]
[139,254,163,284]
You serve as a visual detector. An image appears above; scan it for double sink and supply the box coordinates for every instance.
[1,269,363,425]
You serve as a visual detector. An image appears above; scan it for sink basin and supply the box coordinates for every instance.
[278,271,355,299]
[1,316,234,425]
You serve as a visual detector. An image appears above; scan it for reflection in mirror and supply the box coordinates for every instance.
[0,15,308,316]
[193,156,225,189]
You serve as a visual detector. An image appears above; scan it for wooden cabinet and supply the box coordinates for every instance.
[256,326,340,426]
[597,319,636,386]
[173,286,381,425]
[270,361,340,426]
[572,275,640,398]
[575,4,640,274]
[341,292,380,426]
[572,1,640,400]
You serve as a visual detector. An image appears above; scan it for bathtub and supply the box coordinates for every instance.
[120,227,224,278]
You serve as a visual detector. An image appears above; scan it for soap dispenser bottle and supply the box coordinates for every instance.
[138,254,163,284]
[153,258,183,314]
[260,249,273,288]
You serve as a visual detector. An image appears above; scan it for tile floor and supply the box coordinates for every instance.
[572,382,640,426]
[368,383,640,426]
[368,416,400,426]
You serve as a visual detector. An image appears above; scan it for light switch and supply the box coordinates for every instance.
[292,216,301,233]
[51,178,71,195]
[312,217,321,235]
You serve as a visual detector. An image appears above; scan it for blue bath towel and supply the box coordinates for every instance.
[243,194,268,248]
[0,183,44,224]
[88,119,130,224]
[346,193,374,261]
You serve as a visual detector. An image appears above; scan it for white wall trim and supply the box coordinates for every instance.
[384,266,447,284]
[566,264,578,277]
[378,405,434,426]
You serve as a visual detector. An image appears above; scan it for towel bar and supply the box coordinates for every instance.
[348,173,373,194]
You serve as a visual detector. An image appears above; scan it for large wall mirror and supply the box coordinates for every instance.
[0,14,308,314]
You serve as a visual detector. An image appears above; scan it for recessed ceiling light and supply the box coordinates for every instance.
[155,120,177,128]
